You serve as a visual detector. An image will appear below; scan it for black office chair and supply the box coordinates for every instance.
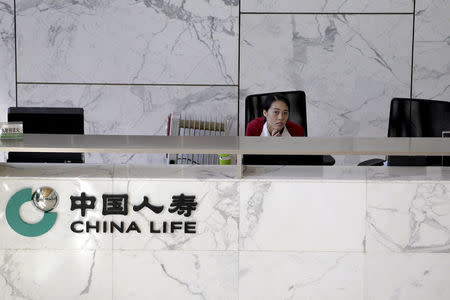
[358,98,450,166]
[243,90,335,165]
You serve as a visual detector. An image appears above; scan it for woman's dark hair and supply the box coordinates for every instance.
[262,94,290,112]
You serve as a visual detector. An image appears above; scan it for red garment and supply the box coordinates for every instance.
[245,117,305,137]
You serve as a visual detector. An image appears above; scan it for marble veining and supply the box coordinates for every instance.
[413,1,449,102]
[0,251,31,300]
[80,250,96,296]
[240,14,412,164]
[113,251,238,300]
[0,250,113,300]
[16,0,238,84]
[243,165,367,181]
[239,181,366,251]
[152,253,208,299]
[0,0,15,123]
[1,168,450,298]
[413,42,450,101]
[114,164,238,180]
[239,182,271,250]
[415,0,450,42]
[0,163,115,178]
[367,182,450,252]
[18,84,237,165]
[1,0,450,297]
[239,252,364,300]
[111,180,239,250]
[367,166,450,182]
[285,255,347,298]
[242,0,413,13]
[366,253,450,300]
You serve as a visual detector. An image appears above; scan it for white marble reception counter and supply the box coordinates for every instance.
[0,163,449,300]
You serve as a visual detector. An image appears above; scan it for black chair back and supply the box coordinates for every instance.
[245,91,308,136]
[243,91,334,165]
[388,98,450,166]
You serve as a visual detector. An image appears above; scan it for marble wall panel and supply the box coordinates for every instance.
[113,250,238,300]
[366,182,450,252]
[0,0,15,121]
[0,249,113,300]
[413,42,450,100]
[239,181,366,251]
[16,0,238,84]
[415,0,450,42]
[240,14,412,141]
[239,252,364,300]
[111,180,239,250]
[0,179,113,250]
[242,0,413,13]
[366,253,450,300]
[17,84,238,164]
[413,1,450,101]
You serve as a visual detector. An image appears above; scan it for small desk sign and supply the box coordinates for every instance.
[0,122,23,139]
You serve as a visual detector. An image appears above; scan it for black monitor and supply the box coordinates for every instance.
[7,107,85,163]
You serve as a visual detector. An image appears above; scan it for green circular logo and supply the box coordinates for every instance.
[6,188,57,237]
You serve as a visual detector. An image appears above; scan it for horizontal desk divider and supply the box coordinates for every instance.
[0,135,449,156]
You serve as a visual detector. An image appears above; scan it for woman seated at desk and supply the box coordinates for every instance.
[245,94,304,137]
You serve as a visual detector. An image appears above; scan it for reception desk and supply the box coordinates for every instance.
[0,136,449,299]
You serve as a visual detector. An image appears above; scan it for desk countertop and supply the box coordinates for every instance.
[1,163,449,182]
[1,134,449,155]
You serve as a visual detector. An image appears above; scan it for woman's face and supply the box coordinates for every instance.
[263,100,289,134]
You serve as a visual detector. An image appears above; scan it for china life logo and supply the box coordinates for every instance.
[6,187,58,237]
